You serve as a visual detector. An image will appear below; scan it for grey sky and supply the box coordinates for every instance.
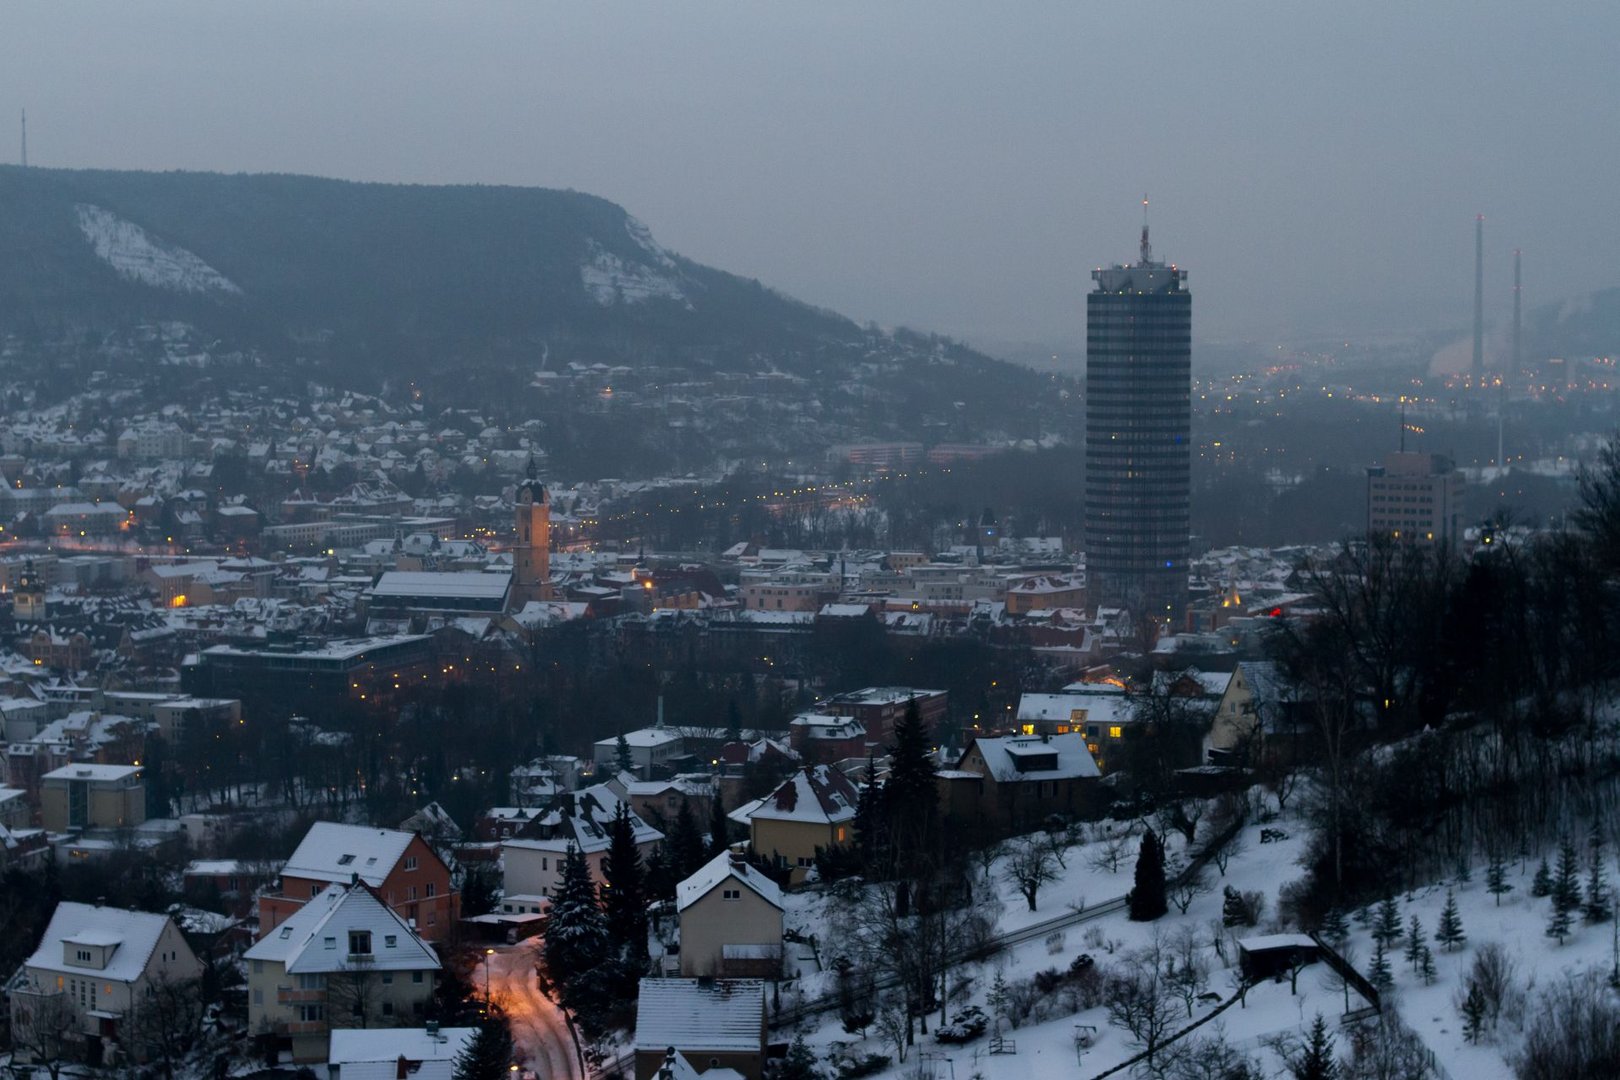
[3,2,1616,351]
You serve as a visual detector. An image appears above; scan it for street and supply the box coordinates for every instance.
[484,942,585,1080]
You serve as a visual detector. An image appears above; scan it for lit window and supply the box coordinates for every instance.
[1109,726,1123,739]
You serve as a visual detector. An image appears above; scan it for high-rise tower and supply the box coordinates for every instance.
[509,454,552,609]
[1472,214,1485,383]
[1085,204,1191,623]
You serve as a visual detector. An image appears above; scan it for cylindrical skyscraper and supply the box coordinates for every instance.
[1085,219,1191,624]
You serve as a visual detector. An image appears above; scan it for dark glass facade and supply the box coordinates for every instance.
[1085,261,1191,620]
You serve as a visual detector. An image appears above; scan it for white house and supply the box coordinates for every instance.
[326,1024,475,1080]
[8,902,203,1064]
[676,851,784,978]
[502,783,663,898]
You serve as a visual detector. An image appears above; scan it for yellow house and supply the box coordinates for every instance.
[676,851,784,978]
[730,766,858,884]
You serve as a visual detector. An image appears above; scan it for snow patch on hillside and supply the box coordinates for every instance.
[580,241,687,307]
[75,204,242,296]
[624,215,677,269]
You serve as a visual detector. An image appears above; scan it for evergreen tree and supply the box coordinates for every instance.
[1586,822,1612,923]
[602,805,649,967]
[1403,915,1426,971]
[1454,853,1472,884]
[668,799,706,882]
[1485,850,1512,906]
[1290,1014,1338,1080]
[1531,855,1553,897]
[615,733,634,775]
[776,1033,823,1080]
[884,697,940,881]
[1436,889,1466,951]
[851,754,886,875]
[453,1011,517,1080]
[543,845,612,1017]
[725,699,744,744]
[1417,944,1437,985]
[1128,829,1168,921]
[1552,834,1583,922]
[708,785,730,861]
[1317,906,1348,945]
[1547,895,1573,944]
[1373,894,1402,947]
[1368,937,1392,992]
[1460,984,1487,1044]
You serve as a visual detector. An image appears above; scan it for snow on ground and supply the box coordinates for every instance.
[75,204,243,295]
[580,241,688,307]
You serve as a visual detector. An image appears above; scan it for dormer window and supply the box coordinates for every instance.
[348,930,372,956]
[337,854,355,866]
[404,856,418,872]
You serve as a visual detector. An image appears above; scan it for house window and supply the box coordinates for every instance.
[337,854,355,866]
[412,971,424,984]
[383,972,394,984]
[324,936,337,950]
[348,931,372,955]
[541,857,549,871]
[404,856,418,871]
[252,988,263,1005]
[1109,726,1123,739]
[723,888,741,901]
[407,885,418,901]
[311,884,321,897]
[252,960,263,974]
[425,882,436,898]
[297,1004,325,1023]
[384,935,397,949]
[797,856,814,867]
[836,826,847,843]
[382,1000,395,1017]
[76,949,91,962]
[297,974,325,990]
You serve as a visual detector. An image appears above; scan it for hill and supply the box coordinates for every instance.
[0,166,1072,466]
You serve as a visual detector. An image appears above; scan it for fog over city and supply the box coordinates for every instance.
[4,1,1618,346]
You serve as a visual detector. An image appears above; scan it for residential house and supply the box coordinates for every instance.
[729,766,858,884]
[821,687,947,743]
[633,978,766,1080]
[1205,660,1311,765]
[8,902,203,1064]
[501,784,664,899]
[676,851,784,979]
[786,714,867,765]
[244,882,442,1063]
[40,764,146,832]
[945,733,1102,835]
[258,823,459,943]
[327,1025,476,1080]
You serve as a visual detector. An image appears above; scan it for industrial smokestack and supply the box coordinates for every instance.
[1512,247,1522,372]
[1472,215,1485,383]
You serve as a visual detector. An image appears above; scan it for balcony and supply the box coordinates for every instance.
[276,987,327,1005]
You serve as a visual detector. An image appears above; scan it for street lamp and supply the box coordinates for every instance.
[484,948,496,1011]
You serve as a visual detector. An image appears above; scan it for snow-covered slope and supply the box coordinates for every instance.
[580,239,687,307]
[75,203,241,296]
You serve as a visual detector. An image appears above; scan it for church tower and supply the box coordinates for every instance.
[509,456,552,609]
[13,560,46,623]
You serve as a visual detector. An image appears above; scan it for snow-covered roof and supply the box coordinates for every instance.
[676,851,783,913]
[42,763,141,783]
[243,883,441,974]
[24,902,176,983]
[964,733,1101,783]
[634,978,766,1052]
[1016,693,1134,725]
[327,1027,476,1080]
[281,822,419,887]
[370,571,510,601]
[735,765,858,826]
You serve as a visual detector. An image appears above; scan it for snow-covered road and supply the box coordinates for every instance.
[485,943,584,1080]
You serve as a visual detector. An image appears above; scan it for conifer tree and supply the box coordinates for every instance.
[851,754,885,875]
[615,732,634,775]
[1417,944,1436,985]
[1552,834,1583,922]
[776,1034,823,1080]
[1318,906,1348,944]
[668,798,706,882]
[1373,894,1402,947]
[1460,984,1487,1044]
[1547,893,1573,944]
[1290,1014,1337,1080]
[453,1011,517,1080]
[884,697,939,881]
[1403,915,1426,971]
[708,785,730,861]
[1436,889,1466,951]
[1531,855,1553,897]
[1129,829,1168,922]
[1368,937,1392,991]
[1485,850,1512,906]
[544,844,612,1016]
[725,699,743,744]
[1586,822,1612,923]
[602,804,649,967]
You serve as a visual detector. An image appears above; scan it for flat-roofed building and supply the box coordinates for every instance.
[40,764,145,832]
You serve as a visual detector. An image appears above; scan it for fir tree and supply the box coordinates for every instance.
[1403,915,1426,971]
[1460,984,1487,1044]
[725,699,743,744]
[1485,850,1512,906]
[1418,944,1437,985]
[851,754,885,875]
[1435,889,1466,951]
[1318,906,1348,944]
[1454,853,1472,884]
[543,845,612,1017]
[1373,894,1402,947]
[1290,1014,1338,1080]
[1128,829,1168,921]
[668,798,706,882]
[1531,855,1553,897]
[1586,822,1612,923]
[602,804,649,967]
[709,785,730,861]
[884,697,940,881]
[615,732,634,775]
[1552,834,1583,922]
[453,1011,517,1080]
[1368,937,1392,992]
[776,1033,823,1080]
[1547,897,1573,944]
[987,971,1011,1025]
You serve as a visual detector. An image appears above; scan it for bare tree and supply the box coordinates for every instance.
[9,987,77,1080]
[1003,838,1059,912]
[1087,828,1134,874]
[875,996,911,1064]
[1164,926,1210,1018]
[1320,942,1361,1014]
[123,974,206,1080]
[1106,939,1179,1067]
[1167,865,1208,916]
[327,953,383,1029]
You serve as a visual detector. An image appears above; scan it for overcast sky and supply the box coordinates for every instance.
[3,2,1616,352]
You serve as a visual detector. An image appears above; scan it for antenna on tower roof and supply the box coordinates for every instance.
[1139,194,1152,266]
[20,109,26,168]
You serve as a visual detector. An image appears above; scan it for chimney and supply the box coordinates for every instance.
[661,1048,677,1080]
[425,1020,441,1040]
[351,871,359,886]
